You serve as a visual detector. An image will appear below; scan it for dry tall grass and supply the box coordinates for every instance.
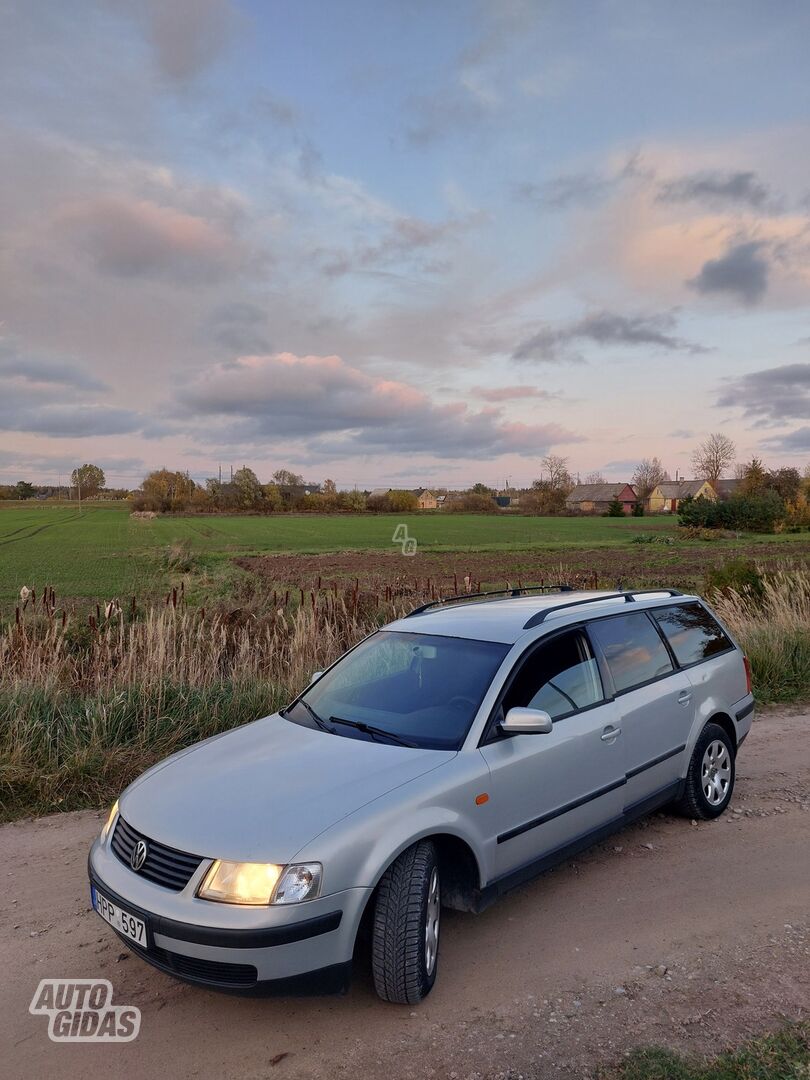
[0,590,429,817]
[710,567,810,703]
[2,570,808,818]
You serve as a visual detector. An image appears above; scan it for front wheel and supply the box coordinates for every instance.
[371,840,440,1004]
[674,722,735,820]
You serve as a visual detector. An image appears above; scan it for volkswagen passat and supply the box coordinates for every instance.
[88,587,753,1003]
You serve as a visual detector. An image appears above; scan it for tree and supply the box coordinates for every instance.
[138,469,195,511]
[540,454,574,493]
[13,480,35,500]
[471,482,494,495]
[606,497,625,517]
[583,471,605,484]
[767,466,801,504]
[632,457,668,505]
[233,467,263,509]
[691,433,736,482]
[71,463,105,497]
[322,478,338,496]
[261,483,283,511]
[739,458,768,495]
[272,468,304,487]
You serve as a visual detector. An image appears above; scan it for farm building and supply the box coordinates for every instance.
[566,483,637,514]
[647,479,716,513]
[411,488,438,509]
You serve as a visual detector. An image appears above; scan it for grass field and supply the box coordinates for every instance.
[1,504,808,604]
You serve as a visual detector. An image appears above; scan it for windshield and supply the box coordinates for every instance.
[284,630,510,750]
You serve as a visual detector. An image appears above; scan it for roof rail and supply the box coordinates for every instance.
[522,588,684,630]
[406,584,574,618]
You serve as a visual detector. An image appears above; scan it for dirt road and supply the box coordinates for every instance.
[2,709,808,1080]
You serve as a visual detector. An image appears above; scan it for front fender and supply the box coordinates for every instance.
[292,754,489,897]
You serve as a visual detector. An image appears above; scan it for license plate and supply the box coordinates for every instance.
[91,886,147,947]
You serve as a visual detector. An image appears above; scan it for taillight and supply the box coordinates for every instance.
[743,654,752,695]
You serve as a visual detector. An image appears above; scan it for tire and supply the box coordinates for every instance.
[674,722,735,820]
[371,840,440,1004]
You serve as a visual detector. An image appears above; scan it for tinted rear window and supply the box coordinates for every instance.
[651,604,733,666]
[588,612,673,693]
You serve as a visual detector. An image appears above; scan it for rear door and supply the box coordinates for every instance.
[479,628,626,881]
[649,602,745,710]
[587,611,693,810]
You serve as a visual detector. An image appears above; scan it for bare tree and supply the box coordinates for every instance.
[583,470,605,484]
[691,433,736,482]
[540,454,574,492]
[632,457,668,504]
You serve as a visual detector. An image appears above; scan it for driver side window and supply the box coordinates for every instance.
[502,630,605,722]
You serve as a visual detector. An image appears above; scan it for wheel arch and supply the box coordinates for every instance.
[361,830,485,920]
[706,711,737,751]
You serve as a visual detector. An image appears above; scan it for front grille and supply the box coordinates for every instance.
[118,933,257,988]
[111,815,203,892]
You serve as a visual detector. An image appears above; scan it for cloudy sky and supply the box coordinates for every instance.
[1,0,809,490]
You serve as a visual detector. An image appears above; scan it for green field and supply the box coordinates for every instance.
[0,504,806,604]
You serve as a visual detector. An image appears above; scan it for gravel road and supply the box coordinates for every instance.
[2,708,808,1080]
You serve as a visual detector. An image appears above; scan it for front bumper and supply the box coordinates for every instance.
[88,836,371,996]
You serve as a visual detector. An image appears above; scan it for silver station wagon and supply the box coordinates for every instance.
[88,587,754,1003]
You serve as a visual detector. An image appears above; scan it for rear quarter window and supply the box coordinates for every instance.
[588,612,673,693]
[651,604,734,667]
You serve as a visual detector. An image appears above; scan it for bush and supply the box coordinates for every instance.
[679,491,785,533]
[704,557,764,600]
[445,493,497,513]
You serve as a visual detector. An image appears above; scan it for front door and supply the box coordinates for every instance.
[478,628,626,881]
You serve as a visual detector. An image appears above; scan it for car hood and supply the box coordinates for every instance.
[120,713,453,863]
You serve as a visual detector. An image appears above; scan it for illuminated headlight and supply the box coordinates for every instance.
[197,861,322,905]
[100,799,119,841]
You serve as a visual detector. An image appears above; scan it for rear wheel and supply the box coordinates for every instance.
[674,722,735,820]
[371,840,440,1004]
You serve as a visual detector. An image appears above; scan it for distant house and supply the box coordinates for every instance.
[368,487,392,500]
[566,483,637,515]
[279,482,322,504]
[411,488,438,510]
[647,479,716,513]
[711,478,743,500]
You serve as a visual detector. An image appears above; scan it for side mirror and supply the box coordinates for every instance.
[501,706,553,735]
[310,671,324,684]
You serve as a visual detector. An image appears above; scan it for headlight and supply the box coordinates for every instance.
[198,861,282,905]
[101,799,119,841]
[197,860,322,905]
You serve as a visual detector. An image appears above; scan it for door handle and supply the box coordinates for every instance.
[677,691,692,706]
[601,726,621,741]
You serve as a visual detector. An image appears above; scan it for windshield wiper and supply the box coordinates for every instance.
[329,716,417,748]
[288,698,334,734]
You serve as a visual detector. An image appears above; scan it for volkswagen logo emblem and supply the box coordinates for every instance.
[130,839,148,872]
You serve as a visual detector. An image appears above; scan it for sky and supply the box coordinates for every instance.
[1,0,809,491]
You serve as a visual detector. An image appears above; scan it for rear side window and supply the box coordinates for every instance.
[651,604,734,666]
[589,612,673,693]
